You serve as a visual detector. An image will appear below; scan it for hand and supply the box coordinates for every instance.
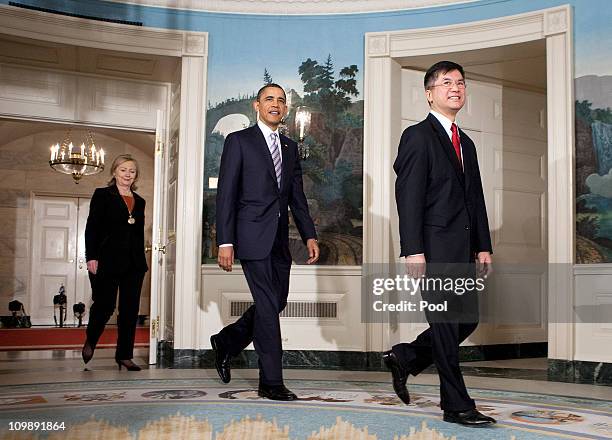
[405,254,426,279]
[87,260,98,274]
[218,246,234,272]
[476,251,493,278]
[306,239,320,264]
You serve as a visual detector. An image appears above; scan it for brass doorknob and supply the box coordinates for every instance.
[158,245,167,255]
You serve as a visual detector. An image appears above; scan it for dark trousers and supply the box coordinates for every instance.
[218,231,291,386]
[86,269,145,360]
[392,289,479,412]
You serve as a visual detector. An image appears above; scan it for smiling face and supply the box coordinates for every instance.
[254,86,287,130]
[425,69,466,121]
[113,160,138,189]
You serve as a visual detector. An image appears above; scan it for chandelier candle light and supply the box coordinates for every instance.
[294,106,311,160]
[49,129,105,183]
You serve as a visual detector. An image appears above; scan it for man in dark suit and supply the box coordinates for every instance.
[385,61,495,426]
[211,83,319,401]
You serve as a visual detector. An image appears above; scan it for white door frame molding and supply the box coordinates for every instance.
[0,4,209,352]
[0,5,201,57]
[364,5,574,360]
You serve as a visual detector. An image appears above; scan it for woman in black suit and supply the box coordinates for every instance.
[81,154,148,371]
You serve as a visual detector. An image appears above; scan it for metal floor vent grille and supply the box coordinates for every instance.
[230,301,337,319]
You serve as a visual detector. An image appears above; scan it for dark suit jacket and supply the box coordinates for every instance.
[216,125,317,260]
[394,113,492,263]
[85,185,148,274]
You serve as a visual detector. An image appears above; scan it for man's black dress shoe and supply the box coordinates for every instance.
[382,350,410,404]
[210,334,231,383]
[443,409,496,426]
[258,384,298,401]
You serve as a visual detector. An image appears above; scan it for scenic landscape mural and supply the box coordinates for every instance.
[573,0,612,263]
[202,55,364,265]
[181,0,612,267]
[575,76,612,263]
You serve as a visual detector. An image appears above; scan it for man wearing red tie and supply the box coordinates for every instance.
[386,61,495,426]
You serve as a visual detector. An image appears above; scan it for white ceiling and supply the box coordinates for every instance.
[399,39,547,91]
[0,34,163,154]
[0,34,179,82]
[106,0,476,15]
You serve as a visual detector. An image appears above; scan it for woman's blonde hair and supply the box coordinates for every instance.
[108,154,139,190]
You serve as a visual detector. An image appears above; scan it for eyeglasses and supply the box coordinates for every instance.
[429,80,466,89]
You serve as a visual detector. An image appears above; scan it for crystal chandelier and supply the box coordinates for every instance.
[49,129,105,183]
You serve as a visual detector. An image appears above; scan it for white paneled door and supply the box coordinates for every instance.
[160,79,180,355]
[148,80,179,364]
[75,198,92,320]
[30,196,92,326]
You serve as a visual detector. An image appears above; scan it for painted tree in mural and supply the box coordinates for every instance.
[287,54,363,265]
[263,68,273,85]
[576,100,594,124]
[298,54,359,165]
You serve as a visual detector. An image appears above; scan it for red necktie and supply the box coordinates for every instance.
[451,123,462,168]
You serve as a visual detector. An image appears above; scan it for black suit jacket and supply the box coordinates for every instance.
[85,185,148,274]
[394,113,492,263]
[216,124,317,260]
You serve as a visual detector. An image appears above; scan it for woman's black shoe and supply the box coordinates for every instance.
[116,359,141,371]
[82,340,94,364]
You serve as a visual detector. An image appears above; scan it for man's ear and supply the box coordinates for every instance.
[425,89,432,105]
[253,101,260,122]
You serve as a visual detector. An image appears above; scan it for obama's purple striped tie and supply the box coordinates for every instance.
[270,132,282,188]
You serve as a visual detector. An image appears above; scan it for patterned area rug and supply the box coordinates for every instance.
[0,378,610,439]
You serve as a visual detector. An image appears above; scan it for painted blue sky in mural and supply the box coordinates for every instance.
[204,18,365,105]
[574,0,612,77]
[205,0,612,102]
